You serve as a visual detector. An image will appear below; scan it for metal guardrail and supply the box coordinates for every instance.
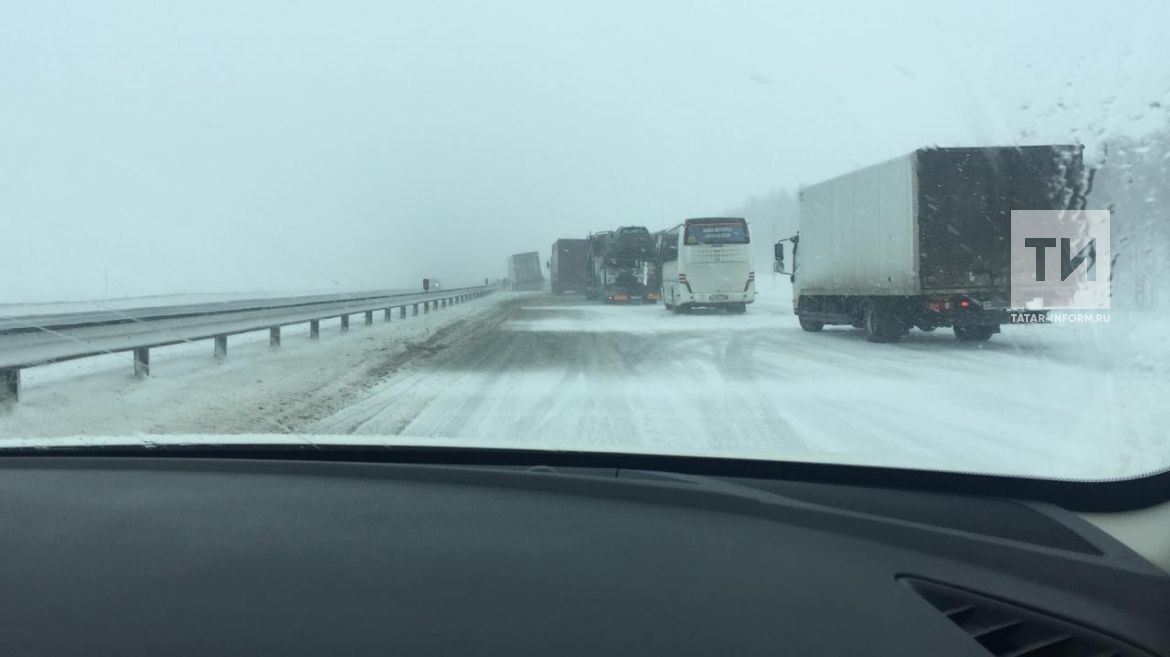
[0,285,496,404]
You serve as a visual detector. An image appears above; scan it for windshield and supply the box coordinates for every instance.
[1,1,1168,485]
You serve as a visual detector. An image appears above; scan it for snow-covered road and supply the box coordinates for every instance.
[309,285,1169,480]
[4,281,1167,481]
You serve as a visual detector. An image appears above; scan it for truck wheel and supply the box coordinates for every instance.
[799,317,824,332]
[954,325,995,341]
[728,303,747,314]
[673,303,690,314]
[863,301,905,343]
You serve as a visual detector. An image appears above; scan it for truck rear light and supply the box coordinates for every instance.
[928,300,946,312]
[678,273,687,283]
[959,299,971,309]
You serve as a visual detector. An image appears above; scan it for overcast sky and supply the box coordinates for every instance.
[2,0,1168,302]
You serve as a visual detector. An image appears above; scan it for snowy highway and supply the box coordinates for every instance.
[307,284,1169,480]
[3,282,1167,480]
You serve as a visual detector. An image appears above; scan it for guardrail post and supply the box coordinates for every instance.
[214,335,228,361]
[310,320,320,340]
[1,368,20,405]
[412,303,418,316]
[270,327,281,348]
[384,308,392,322]
[400,306,407,319]
[133,348,150,378]
[340,315,350,333]
[364,311,373,326]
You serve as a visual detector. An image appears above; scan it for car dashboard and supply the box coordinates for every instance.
[0,456,1166,656]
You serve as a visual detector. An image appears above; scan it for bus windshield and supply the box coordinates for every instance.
[684,220,750,245]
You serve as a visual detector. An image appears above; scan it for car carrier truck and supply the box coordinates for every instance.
[587,227,656,303]
[775,145,1087,342]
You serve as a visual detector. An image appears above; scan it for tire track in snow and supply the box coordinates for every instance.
[307,294,1167,478]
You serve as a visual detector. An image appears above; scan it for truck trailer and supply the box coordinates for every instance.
[549,239,590,295]
[775,145,1086,342]
[507,252,545,292]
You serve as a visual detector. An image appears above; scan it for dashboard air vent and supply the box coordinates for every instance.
[901,578,1152,657]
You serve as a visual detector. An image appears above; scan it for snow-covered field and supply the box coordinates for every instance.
[0,287,425,319]
[2,277,1167,482]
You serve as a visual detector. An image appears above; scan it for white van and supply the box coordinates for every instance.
[659,217,756,313]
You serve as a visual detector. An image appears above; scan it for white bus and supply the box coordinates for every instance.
[658,217,756,313]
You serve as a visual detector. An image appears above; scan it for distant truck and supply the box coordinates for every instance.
[549,239,590,295]
[589,227,657,303]
[775,145,1086,342]
[507,252,545,292]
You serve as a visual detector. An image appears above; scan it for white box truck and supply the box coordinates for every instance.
[775,145,1087,342]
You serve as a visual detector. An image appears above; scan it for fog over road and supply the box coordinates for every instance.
[308,290,1168,479]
